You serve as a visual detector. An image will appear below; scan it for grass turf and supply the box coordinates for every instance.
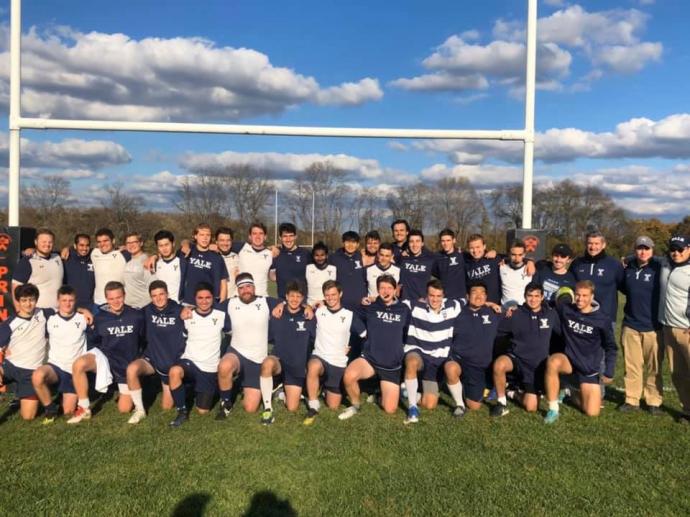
[1,300,690,516]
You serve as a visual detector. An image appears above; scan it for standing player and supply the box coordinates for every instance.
[123,232,153,309]
[169,283,231,427]
[31,286,88,422]
[12,228,63,310]
[399,230,437,303]
[365,243,400,299]
[67,281,145,424]
[305,242,336,307]
[125,280,187,424]
[499,240,533,307]
[339,275,410,420]
[464,234,504,305]
[235,222,273,297]
[270,223,311,299]
[402,279,462,424]
[259,281,316,424]
[434,229,467,302]
[362,230,382,267]
[329,231,367,310]
[0,284,48,420]
[152,230,186,303]
[303,280,367,425]
[216,273,283,418]
[62,233,95,310]
[215,227,239,299]
[391,219,410,261]
[534,243,576,305]
[182,223,228,305]
[445,283,503,416]
[491,283,559,417]
[89,228,130,307]
[543,280,617,423]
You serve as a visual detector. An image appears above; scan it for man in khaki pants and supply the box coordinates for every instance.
[619,236,663,415]
[659,235,690,423]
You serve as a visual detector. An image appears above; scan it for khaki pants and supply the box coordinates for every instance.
[621,326,663,407]
[663,326,690,414]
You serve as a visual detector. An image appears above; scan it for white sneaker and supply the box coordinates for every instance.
[67,406,91,424]
[338,406,360,420]
[127,409,147,424]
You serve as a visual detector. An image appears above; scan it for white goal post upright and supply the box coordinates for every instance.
[7,0,538,229]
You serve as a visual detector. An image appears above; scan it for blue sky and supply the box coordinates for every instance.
[1,0,689,221]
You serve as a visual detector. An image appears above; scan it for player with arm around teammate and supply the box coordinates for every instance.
[259,281,316,425]
[543,280,617,423]
[339,275,411,420]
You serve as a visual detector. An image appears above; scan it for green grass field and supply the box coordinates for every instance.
[2,298,690,516]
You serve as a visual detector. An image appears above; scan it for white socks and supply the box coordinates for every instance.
[405,377,419,408]
[308,399,321,411]
[447,382,465,408]
[78,398,90,410]
[548,400,559,412]
[130,389,144,413]
[260,376,273,411]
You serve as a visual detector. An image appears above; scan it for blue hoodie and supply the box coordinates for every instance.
[359,297,411,370]
[499,303,560,369]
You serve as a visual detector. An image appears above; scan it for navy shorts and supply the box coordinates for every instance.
[178,359,217,397]
[1,359,35,399]
[507,355,546,395]
[565,353,601,385]
[279,361,306,388]
[48,363,75,394]
[311,355,344,394]
[362,356,401,385]
[405,350,447,383]
[143,356,170,386]
[453,357,487,403]
[227,347,261,390]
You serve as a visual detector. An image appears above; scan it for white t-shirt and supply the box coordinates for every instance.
[124,253,153,309]
[46,312,88,372]
[221,251,240,298]
[154,255,184,303]
[226,296,272,364]
[313,306,366,368]
[13,253,64,309]
[500,263,533,306]
[366,263,401,298]
[305,264,337,306]
[0,310,48,369]
[182,308,231,372]
[237,243,273,297]
[91,248,128,305]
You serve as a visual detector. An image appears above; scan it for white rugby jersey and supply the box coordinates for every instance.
[238,243,273,297]
[305,264,337,306]
[313,306,366,368]
[0,309,48,369]
[13,252,64,309]
[226,296,275,364]
[124,253,153,309]
[500,263,533,306]
[155,255,184,303]
[91,248,128,305]
[366,263,401,298]
[182,308,231,372]
[46,312,88,372]
[221,251,240,298]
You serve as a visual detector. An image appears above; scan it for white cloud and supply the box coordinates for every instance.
[420,162,523,186]
[389,72,488,92]
[672,164,690,174]
[0,24,382,122]
[593,42,662,73]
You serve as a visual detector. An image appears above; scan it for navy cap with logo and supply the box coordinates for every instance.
[668,235,689,251]
[551,243,573,257]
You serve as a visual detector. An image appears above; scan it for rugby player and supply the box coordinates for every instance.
[433,228,466,301]
[329,231,367,310]
[182,223,229,305]
[398,230,436,303]
[235,222,273,297]
[123,232,153,309]
[305,242,336,307]
[499,240,533,307]
[152,230,186,303]
[13,228,63,310]
[362,230,382,267]
[365,243,400,299]
[391,219,410,261]
[215,227,239,298]
[63,233,95,309]
[270,223,311,299]
[533,243,576,306]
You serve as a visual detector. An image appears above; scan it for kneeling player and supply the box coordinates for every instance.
[169,283,231,427]
[68,281,145,424]
[339,275,410,420]
[303,280,366,425]
[0,284,48,421]
[445,283,502,417]
[543,280,616,423]
[491,283,559,417]
[125,280,187,424]
[32,286,88,422]
[259,281,315,424]
[402,279,462,424]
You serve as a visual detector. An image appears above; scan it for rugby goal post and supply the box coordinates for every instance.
[7,0,538,229]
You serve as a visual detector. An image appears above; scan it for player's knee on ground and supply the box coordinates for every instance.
[466,399,482,411]
[20,398,39,420]
[523,395,538,413]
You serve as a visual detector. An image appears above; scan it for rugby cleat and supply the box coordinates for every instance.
[215,400,233,421]
[260,409,275,426]
[452,405,466,419]
[169,410,189,428]
[544,409,560,424]
[404,406,420,425]
[303,408,318,426]
[490,403,509,418]
[127,409,147,424]
[67,406,91,425]
[338,406,360,420]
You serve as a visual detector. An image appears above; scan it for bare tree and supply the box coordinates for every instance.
[23,175,72,226]
[429,177,486,245]
[224,165,273,228]
[102,182,144,235]
[386,182,432,231]
[175,174,228,221]
[353,187,387,234]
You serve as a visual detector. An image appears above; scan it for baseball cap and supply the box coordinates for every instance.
[634,236,654,249]
[669,235,689,251]
[551,243,573,257]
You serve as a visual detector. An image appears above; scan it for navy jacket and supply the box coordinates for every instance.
[89,305,145,380]
[329,249,367,310]
[63,248,95,309]
[399,249,437,302]
[621,259,661,332]
[183,246,229,304]
[142,301,186,374]
[360,298,411,370]
[272,246,312,299]
[571,252,624,323]
[434,250,467,300]
[451,305,503,368]
[499,304,560,368]
[464,254,502,304]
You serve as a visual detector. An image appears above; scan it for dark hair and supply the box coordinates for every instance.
[467,281,488,294]
[312,241,329,256]
[376,274,397,290]
[585,230,605,242]
[408,229,424,242]
[467,233,485,245]
[279,222,297,236]
[215,226,234,240]
[15,283,39,301]
[322,279,342,294]
[365,230,381,242]
[149,280,169,294]
[524,282,543,296]
[426,278,444,293]
[154,230,175,244]
[35,228,55,240]
[57,285,76,297]
[249,222,268,234]
[378,242,394,253]
[95,228,115,240]
[104,281,125,295]
[194,282,214,295]
[510,239,526,251]
[391,219,410,233]
[285,280,305,296]
[439,228,455,239]
[73,233,90,245]
[341,231,360,243]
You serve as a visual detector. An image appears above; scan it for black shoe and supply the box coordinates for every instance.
[646,405,663,417]
[490,403,509,418]
[169,410,189,428]
[617,403,640,413]
[215,400,233,421]
[676,413,690,425]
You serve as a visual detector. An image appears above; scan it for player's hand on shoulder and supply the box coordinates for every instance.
[180,239,192,257]
[269,245,280,258]
[525,260,536,276]
[77,308,94,325]
[60,246,70,260]
[486,302,503,315]
[180,306,194,320]
[209,243,219,252]
[24,247,36,257]
[303,305,315,320]
[361,296,373,306]
[144,255,158,272]
[271,301,286,319]
[485,249,497,259]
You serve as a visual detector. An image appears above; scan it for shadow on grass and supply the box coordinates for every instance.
[0,403,19,425]
[242,491,297,517]
[171,492,211,517]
